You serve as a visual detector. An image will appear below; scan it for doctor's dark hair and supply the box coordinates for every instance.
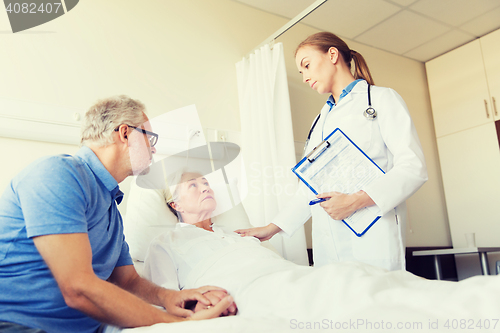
[295,32,375,86]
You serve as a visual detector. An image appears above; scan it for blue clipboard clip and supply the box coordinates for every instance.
[309,198,327,205]
[306,139,330,163]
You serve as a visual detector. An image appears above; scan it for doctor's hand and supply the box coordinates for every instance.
[317,191,375,221]
[235,223,281,241]
[193,290,238,316]
[162,286,227,317]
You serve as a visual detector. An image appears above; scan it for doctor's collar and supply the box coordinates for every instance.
[327,79,364,110]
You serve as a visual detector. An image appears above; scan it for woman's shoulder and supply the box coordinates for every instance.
[367,85,406,107]
[351,80,393,95]
[368,83,397,95]
[149,226,184,245]
[351,81,403,102]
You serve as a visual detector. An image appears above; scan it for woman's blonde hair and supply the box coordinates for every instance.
[295,32,374,85]
[165,168,197,222]
[80,95,146,147]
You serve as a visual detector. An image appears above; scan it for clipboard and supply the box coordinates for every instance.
[292,128,385,237]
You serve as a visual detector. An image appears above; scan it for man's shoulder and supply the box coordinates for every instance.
[11,153,95,198]
[39,153,85,167]
[26,153,89,179]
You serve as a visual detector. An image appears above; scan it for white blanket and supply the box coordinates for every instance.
[110,242,500,333]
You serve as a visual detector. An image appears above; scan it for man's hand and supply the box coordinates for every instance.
[193,290,237,316]
[160,286,228,317]
[188,295,235,321]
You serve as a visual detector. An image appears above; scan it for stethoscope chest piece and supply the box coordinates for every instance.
[364,83,377,120]
[364,107,377,119]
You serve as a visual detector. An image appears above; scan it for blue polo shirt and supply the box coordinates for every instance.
[0,146,133,333]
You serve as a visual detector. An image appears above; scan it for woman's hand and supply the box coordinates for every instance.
[193,290,237,316]
[188,295,235,321]
[235,223,281,241]
[317,191,375,221]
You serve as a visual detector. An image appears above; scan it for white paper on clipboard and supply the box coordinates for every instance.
[292,128,385,237]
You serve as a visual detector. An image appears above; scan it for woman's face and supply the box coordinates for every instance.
[174,172,217,218]
[295,46,337,95]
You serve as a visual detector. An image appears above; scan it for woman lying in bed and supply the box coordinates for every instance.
[143,171,500,322]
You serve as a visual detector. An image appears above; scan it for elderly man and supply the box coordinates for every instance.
[0,96,234,333]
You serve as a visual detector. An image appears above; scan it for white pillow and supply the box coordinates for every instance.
[124,177,254,262]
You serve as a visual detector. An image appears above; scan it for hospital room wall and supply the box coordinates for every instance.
[0,0,447,248]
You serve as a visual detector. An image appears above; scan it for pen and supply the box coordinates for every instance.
[309,198,328,205]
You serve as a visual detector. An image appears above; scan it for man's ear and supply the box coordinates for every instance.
[116,124,129,144]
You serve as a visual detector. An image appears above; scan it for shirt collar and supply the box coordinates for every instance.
[326,79,364,110]
[75,146,123,204]
[177,222,216,229]
[178,222,194,228]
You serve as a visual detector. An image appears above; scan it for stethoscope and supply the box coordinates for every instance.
[364,83,377,119]
[303,83,377,154]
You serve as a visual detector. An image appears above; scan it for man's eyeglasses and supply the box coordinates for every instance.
[115,125,158,147]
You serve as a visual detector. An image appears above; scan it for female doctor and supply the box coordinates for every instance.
[236,32,428,271]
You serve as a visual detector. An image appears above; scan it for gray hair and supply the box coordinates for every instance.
[80,95,146,147]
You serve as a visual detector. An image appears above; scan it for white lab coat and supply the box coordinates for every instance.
[273,80,428,271]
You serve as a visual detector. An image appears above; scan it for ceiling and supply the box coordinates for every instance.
[233,0,500,62]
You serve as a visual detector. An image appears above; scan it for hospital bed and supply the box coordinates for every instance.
[113,178,500,333]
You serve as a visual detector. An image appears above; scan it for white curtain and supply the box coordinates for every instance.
[236,43,308,265]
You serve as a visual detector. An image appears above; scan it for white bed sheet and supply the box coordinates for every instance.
[109,242,500,333]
